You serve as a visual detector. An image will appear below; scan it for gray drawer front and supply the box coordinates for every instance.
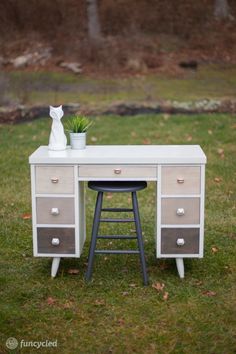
[161,228,199,254]
[36,197,75,224]
[161,198,200,225]
[162,166,201,195]
[35,166,74,194]
[37,228,75,254]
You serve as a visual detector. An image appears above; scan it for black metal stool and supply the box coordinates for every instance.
[85,181,148,285]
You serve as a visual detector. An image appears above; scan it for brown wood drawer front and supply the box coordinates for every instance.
[35,166,74,194]
[79,165,156,179]
[37,228,75,254]
[161,198,200,225]
[36,197,75,224]
[161,228,199,254]
[162,166,201,195]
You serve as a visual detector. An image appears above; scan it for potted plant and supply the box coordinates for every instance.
[66,115,92,150]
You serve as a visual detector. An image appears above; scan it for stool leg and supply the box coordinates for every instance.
[85,191,103,281]
[132,191,149,286]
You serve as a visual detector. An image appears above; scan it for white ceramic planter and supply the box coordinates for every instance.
[70,132,86,150]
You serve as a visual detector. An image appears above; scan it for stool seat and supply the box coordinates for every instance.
[88,181,147,193]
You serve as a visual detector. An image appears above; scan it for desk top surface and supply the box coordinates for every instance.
[29,145,207,164]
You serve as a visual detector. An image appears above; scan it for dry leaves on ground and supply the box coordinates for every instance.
[67,269,80,275]
[22,213,32,220]
[46,297,56,305]
[217,148,224,159]
[202,290,216,297]
[95,299,105,306]
[152,282,165,292]
[214,177,222,183]
[152,282,169,300]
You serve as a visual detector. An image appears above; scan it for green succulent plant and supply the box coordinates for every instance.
[66,115,93,133]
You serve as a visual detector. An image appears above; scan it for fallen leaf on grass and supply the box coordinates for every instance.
[163,114,170,120]
[152,282,165,292]
[117,318,125,326]
[202,290,216,297]
[142,139,151,145]
[214,177,222,183]
[131,131,137,137]
[195,280,203,286]
[129,283,136,288]
[95,299,105,306]
[211,246,219,253]
[90,136,97,142]
[67,269,80,275]
[163,292,169,301]
[22,213,32,220]
[122,291,129,296]
[63,301,74,309]
[46,297,56,305]
[186,135,192,142]
[217,148,224,155]
[217,148,224,159]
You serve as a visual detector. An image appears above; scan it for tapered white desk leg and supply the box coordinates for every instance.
[51,257,61,278]
[176,258,184,278]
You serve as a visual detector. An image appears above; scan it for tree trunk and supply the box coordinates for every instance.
[214,0,233,19]
[86,0,102,41]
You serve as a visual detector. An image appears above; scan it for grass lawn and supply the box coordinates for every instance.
[4,64,236,107]
[0,113,236,353]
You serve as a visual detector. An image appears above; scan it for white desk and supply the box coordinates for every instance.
[29,145,206,278]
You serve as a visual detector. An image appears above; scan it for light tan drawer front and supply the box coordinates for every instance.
[161,198,200,224]
[37,227,75,254]
[161,228,199,254]
[36,197,75,224]
[35,166,74,194]
[162,166,200,195]
[79,165,156,179]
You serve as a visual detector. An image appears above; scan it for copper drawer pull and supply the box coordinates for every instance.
[177,178,184,184]
[114,168,122,175]
[51,177,59,184]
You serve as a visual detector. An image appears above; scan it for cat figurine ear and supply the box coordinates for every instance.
[48,105,67,151]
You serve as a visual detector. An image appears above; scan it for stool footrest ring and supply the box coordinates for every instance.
[100,218,135,223]
[97,235,137,239]
[94,250,140,254]
[101,208,133,212]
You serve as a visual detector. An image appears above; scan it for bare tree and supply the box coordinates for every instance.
[86,0,102,41]
[214,0,234,20]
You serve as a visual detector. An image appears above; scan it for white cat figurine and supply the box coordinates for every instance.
[48,105,67,151]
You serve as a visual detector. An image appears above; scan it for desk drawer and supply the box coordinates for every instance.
[161,228,199,254]
[161,197,200,225]
[79,165,156,179]
[37,227,75,254]
[162,166,200,195]
[35,166,74,194]
[36,197,75,224]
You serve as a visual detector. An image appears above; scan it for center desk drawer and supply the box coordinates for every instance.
[35,166,74,194]
[36,197,75,224]
[79,165,156,179]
